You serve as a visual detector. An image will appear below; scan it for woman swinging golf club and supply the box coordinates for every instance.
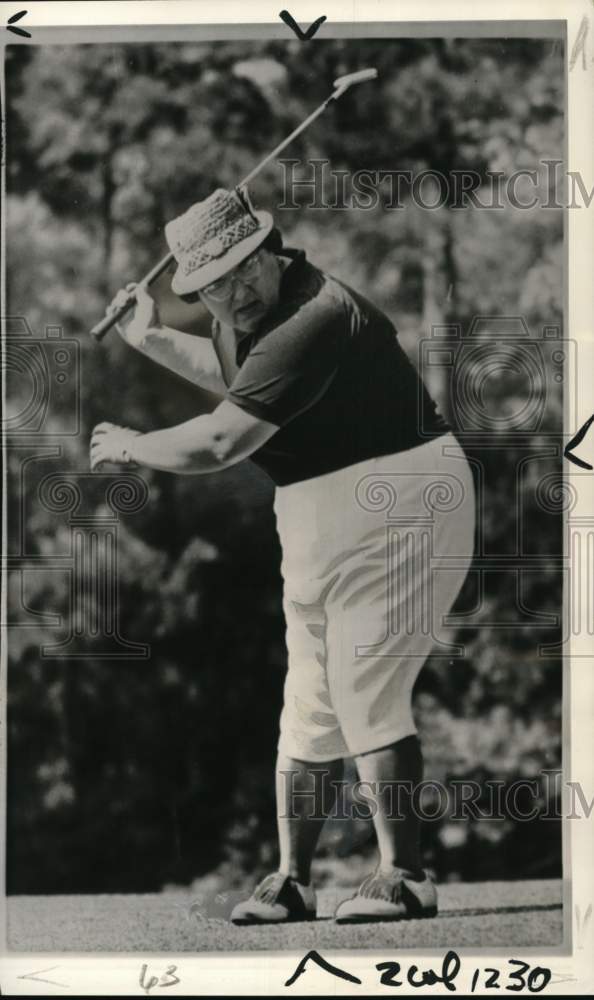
[91,181,475,925]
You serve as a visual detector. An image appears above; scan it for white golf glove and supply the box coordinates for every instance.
[105,282,160,349]
[90,422,142,471]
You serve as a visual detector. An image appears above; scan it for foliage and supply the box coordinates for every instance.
[5,37,563,892]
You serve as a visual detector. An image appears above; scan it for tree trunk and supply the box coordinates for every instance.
[100,153,115,297]
[421,185,455,424]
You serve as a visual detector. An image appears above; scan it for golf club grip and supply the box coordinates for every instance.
[90,297,134,341]
[90,253,175,340]
[338,68,378,86]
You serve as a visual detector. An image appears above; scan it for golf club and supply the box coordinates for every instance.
[90,68,378,341]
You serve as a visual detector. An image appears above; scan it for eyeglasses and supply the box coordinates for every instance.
[202,250,264,301]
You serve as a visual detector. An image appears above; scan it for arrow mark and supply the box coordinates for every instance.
[6,10,32,38]
[279,10,327,40]
[17,966,69,988]
[564,412,594,470]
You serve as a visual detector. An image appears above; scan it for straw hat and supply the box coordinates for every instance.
[165,188,273,295]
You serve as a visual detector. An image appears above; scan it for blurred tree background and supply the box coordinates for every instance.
[5,37,563,894]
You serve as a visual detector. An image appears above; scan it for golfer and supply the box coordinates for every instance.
[91,187,475,924]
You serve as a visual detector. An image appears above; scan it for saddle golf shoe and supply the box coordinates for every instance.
[334,866,438,923]
[230,872,317,925]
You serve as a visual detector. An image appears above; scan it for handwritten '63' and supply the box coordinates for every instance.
[139,963,180,995]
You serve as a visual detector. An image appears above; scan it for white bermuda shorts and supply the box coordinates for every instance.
[274,432,475,762]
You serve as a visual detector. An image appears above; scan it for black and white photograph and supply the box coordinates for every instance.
[2,2,593,993]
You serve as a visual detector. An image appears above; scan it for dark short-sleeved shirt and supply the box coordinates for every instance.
[211,248,450,487]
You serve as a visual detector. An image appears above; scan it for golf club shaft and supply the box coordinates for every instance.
[90,101,332,341]
[239,98,332,188]
[90,70,376,341]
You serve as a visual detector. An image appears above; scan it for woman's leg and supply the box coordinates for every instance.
[354,735,423,875]
[276,751,344,884]
[334,735,438,923]
[230,752,344,924]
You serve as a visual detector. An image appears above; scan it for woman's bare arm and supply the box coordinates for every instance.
[107,282,227,395]
[138,325,226,395]
[90,400,279,474]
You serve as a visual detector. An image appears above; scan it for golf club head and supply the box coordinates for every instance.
[332,67,378,99]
